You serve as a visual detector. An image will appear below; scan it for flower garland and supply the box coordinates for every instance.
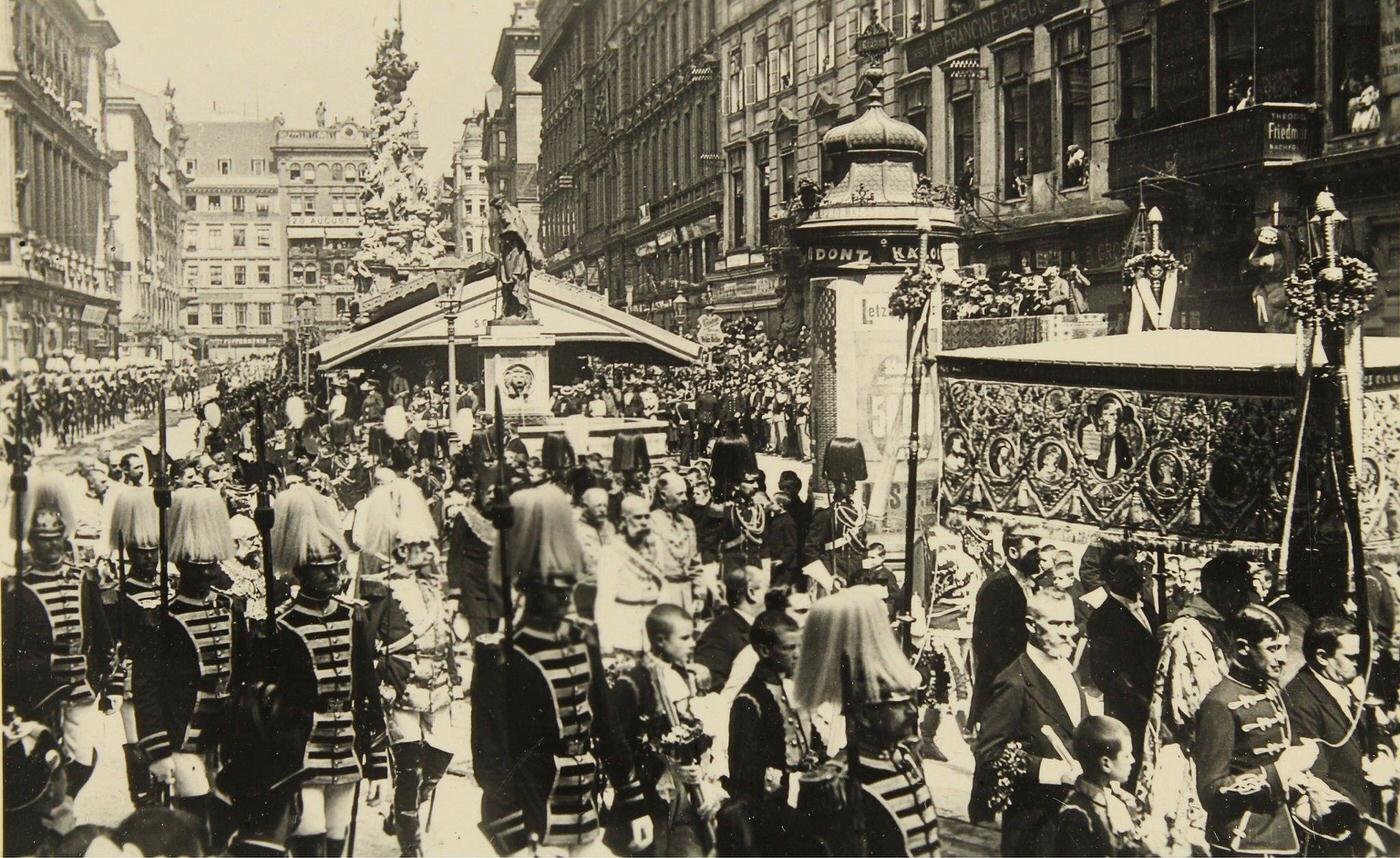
[1121,249,1182,291]
[889,267,938,320]
[1284,255,1379,326]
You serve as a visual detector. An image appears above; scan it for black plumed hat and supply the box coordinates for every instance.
[823,436,868,483]
[541,431,576,470]
[710,434,757,498]
[611,431,650,473]
[328,416,354,447]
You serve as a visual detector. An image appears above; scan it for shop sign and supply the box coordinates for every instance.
[713,276,778,302]
[805,238,939,270]
[289,215,360,227]
[635,241,658,258]
[696,313,725,347]
[656,229,675,247]
[906,0,1079,69]
[80,306,108,325]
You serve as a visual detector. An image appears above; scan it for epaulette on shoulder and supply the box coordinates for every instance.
[333,594,368,610]
[473,632,504,650]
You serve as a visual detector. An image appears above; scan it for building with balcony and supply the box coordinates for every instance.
[272,119,373,337]
[896,0,1400,335]
[182,119,284,360]
[535,0,722,331]
[105,71,188,358]
[486,2,542,249]
[0,0,121,365]
[450,108,491,258]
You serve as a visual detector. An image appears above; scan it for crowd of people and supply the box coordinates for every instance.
[1,360,193,449]
[3,353,1399,858]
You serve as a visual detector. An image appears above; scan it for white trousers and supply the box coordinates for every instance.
[61,700,99,766]
[388,706,452,751]
[292,781,357,839]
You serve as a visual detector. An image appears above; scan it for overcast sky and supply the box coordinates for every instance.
[103,0,516,176]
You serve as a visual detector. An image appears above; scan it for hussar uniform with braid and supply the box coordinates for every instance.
[2,472,113,801]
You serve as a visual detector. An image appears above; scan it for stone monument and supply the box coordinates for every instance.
[482,198,553,423]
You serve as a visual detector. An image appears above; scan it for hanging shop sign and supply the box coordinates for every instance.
[906,0,1079,69]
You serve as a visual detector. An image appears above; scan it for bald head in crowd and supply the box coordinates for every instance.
[655,471,688,512]
[580,487,609,525]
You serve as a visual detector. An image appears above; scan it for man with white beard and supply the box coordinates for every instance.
[595,494,663,660]
[649,472,702,614]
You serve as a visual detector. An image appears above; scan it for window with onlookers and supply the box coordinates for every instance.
[1333,0,1381,134]
[186,264,199,287]
[1214,2,1254,113]
[210,265,223,286]
[950,72,976,205]
[207,194,222,210]
[998,42,1031,199]
[289,164,301,180]
[218,159,231,175]
[755,136,771,246]
[255,196,270,215]
[232,227,246,248]
[778,19,794,89]
[816,1,835,72]
[258,264,271,285]
[1055,21,1090,189]
[728,45,744,112]
[234,265,246,286]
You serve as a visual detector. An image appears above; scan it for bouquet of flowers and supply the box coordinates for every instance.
[988,740,1029,812]
[648,717,713,766]
[1284,256,1379,326]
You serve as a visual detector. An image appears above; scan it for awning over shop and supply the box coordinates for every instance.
[316,270,702,368]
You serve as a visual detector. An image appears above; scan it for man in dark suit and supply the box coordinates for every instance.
[1285,615,1383,853]
[975,589,1088,856]
[969,525,1042,725]
[1086,548,1159,784]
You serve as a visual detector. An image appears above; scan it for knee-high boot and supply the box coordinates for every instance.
[391,742,423,856]
[122,744,158,807]
[918,705,948,762]
[325,837,346,858]
[417,744,454,808]
[65,749,97,799]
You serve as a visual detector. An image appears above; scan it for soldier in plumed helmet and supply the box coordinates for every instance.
[108,486,166,809]
[471,484,654,856]
[266,485,388,857]
[711,435,768,573]
[366,478,458,856]
[801,437,870,595]
[130,486,249,851]
[2,472,113,802]
[790,587,941,857]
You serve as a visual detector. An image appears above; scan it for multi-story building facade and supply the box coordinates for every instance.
[105,73,188,358]
[535,0,723,327]
[272,120,371,336]
[181,120,285,360]
[903,0,1400,335]
[486,2,542,248]
[0,0,121,364]
[450,109,491,258]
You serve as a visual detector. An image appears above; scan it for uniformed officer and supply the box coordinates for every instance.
[471,484,654,856]
[1,472,112,801]
[1196,604,1338,856]
[368,479,458,857]
[267,485,388,857]
[792,587,941,857]
[108,486,166,808]
[800,437,870,595]
[132,486,248,850]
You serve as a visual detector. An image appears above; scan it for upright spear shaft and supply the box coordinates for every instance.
[253,399,276,636]
[155,389,171,620]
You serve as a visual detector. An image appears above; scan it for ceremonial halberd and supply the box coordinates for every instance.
[937,330,1400,563]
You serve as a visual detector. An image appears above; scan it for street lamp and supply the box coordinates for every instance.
[435,273,467,420]
[673,293,689,333]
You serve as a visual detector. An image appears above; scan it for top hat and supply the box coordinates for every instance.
[823,437,869,484]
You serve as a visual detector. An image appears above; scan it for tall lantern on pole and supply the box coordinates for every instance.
[436,272,466,420]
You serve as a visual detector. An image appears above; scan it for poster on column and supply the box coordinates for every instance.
[832,274,941,545]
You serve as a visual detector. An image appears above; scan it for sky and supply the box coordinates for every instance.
[102,0,517,176]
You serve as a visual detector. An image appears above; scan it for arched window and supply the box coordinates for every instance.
[332,163,343,181]
[335,297,347,315]
[463,234,474,253]
[305,266,318,285]
[332,262,346,279]
[345,163,357,182]
[289,163,301,180]
[317,163,331,183]
[303,163,315,183]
